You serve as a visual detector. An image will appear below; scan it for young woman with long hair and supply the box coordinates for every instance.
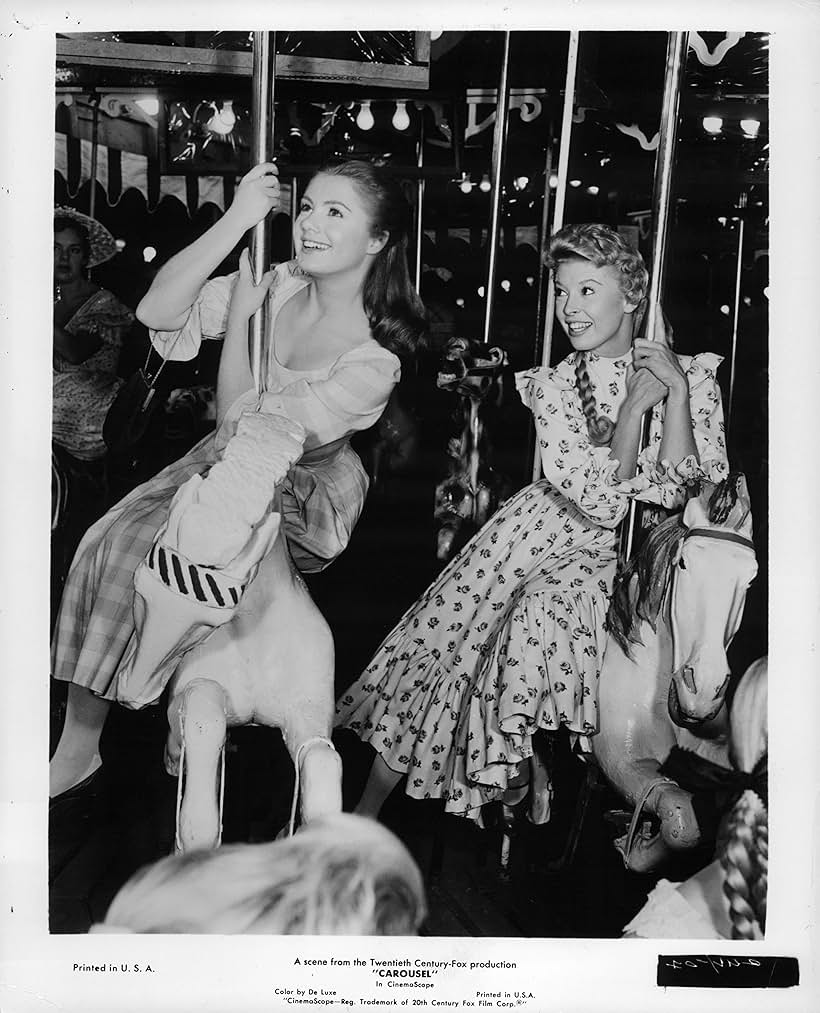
[49,160,426,802]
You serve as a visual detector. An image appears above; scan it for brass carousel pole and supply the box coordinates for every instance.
[531,30,580,481]
[726,214,745,446]
[250,31,277,395]
[481,31,512,345]
[619,31,689,563]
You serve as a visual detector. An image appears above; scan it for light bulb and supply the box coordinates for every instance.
[548,174,559,189]
[357,101,375,131]
[513,175,529,191]
[477,286,485,298]
[719,304,730,315]
[586,185,599,196]
[703,116,723,135]
[501,279,511,293]
[143,246,157,264]
[114,238,126,251]
[459,175,473,194]
[456,297,465,308]
[569,179,582,188]
[392,100,410,131]
[479,174,491,193]
[740,118,760,139]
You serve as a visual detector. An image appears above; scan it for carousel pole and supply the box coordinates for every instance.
[414,116,426,296]
[531,30,580,480]
[88,94,101,219]
[619,31,688,563]
[726,214,745,446]
[249,31,277,395]
[481,31,512,345]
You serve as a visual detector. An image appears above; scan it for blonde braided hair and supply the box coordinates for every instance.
[547,223,648,448]
[574,351,615,446]
[720,789,768,939]
[719,656,768,940]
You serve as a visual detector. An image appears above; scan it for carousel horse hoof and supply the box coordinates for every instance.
[527,783,553,826]
[614,825,667,874]
[656,787,701,851]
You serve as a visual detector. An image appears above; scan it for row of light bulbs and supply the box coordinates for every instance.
[702,115,761,138]
[354,99,411,132]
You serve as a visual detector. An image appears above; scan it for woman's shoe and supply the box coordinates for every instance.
[48,762,104,813]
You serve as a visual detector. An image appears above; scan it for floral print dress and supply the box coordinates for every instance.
[336,350,729,820]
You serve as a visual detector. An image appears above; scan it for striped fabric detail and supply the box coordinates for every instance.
[146,541,245,609]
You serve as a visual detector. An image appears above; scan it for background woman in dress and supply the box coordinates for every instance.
[53,208,134,462]
[337,223,729,823]
[49,160,426,802]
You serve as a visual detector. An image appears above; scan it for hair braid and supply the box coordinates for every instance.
[720,790,767,940]
[574,351,615,447]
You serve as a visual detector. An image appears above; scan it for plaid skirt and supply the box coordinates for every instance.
[52,431,368,703]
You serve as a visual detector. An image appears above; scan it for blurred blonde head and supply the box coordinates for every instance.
[92,814,426,935]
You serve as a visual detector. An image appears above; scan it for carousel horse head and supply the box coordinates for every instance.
[608,472,758,728]
[437,336,507,400]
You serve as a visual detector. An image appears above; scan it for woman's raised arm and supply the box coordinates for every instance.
[136,163,280,332]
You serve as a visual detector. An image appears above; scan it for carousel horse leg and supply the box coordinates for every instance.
[354,754,404,818]
[49,683,110,799]
[167,679,227,852]
[528,740,554,825]
[292,736,343,831]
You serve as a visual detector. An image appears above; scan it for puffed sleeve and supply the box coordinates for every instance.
[516,365,628,528]
[614,352,729,509]
[149,274,236,362]
[215,343,401,454]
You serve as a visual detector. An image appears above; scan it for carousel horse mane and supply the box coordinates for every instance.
[606,512,686,656]
[606,472,749,657]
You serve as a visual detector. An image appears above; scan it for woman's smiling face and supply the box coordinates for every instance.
[554,257,637,357]
[294,173,387,279]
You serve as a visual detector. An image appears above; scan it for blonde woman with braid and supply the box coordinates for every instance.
[623,657,768,939]
[337,223,728,823]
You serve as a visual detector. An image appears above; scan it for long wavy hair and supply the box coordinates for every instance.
[546,223,649,447]
[93,814,427,935]
[319,161,427,361]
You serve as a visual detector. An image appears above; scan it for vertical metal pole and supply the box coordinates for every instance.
[531,30,580,480]
[532,134,555,366]
[89,95,100,219]
[415,118,426,296]
[726,215,745,446]
[250,31,277,396]
[290,176,298,260]
[481,31,512,345]
[620,31,688,563]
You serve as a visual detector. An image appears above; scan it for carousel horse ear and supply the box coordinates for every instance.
[682,472,753,536]
[681,485,712,530]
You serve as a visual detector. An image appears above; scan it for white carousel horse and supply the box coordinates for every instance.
[117,417,342,853]
[591,472,758,872]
